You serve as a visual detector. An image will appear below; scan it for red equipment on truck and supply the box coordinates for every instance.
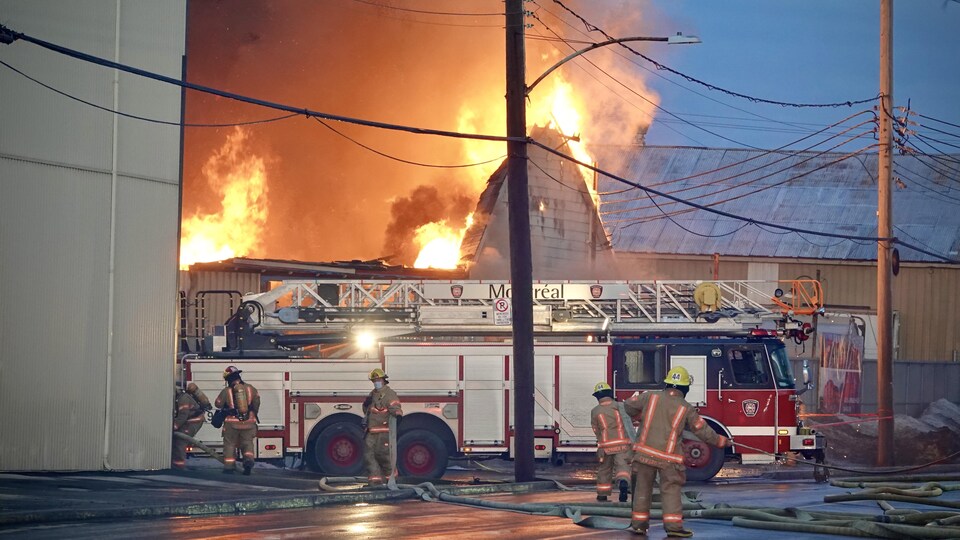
[180,278,826,481]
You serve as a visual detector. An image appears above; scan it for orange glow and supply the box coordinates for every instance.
[179,128,268,269]
[528,77,598,204]
[413,213,474,269]
[415,73,598,268]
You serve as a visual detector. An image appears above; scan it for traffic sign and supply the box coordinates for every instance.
[494,298,512,326]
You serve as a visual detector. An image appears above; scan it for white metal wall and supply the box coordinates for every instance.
[0,1,186,470]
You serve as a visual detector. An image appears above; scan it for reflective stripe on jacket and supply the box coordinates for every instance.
[590,398,631,454]
[623,388,727,467]
[363,385,402,433]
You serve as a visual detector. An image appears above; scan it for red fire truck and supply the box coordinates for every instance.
[181,278,826,481]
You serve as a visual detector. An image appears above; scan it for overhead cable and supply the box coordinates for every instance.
[528,137,957,263]
[0,24,521,144]
[550,0,878,109]
[0,59,300,128]
[312,116,506,169]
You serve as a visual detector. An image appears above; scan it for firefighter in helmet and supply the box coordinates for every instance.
[362,368,402,486]
[590,381,633,502]
[622,366,732,538]
[215,366,261,475]
[172,382,212,470]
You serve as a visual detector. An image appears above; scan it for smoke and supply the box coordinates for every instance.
[382,185,473,264]
[184,0,662,264]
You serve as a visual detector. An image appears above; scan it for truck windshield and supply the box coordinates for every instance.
[770,346,795,389]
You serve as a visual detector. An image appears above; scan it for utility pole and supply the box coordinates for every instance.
[505,0,535,482]
[876,0,895,467]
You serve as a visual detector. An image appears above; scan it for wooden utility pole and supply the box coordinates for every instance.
[505,0,535,482]
[876,0,895,466]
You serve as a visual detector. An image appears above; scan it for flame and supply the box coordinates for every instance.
[413,73,597,268]
[179,128,268,269]
[413,213,474,269]
[528,77,598,204]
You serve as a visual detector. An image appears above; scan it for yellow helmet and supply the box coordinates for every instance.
[593,382,612,394]
[664,366,692,386]
[369,368,387,381]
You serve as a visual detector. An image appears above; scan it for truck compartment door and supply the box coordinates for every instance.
[462,353,507,445]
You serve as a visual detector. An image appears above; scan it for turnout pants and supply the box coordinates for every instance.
[596,450,632,496]
[172,422,201,469]
[223,425,257,470]
[631,461,687,533]
[364,431,393,484]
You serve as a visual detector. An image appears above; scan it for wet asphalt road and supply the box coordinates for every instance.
[3,476,958,540]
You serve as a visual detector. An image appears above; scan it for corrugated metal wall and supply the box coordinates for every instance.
[0,1,186,471]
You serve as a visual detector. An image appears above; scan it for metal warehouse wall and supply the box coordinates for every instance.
[0,1,186,470]
[615,253,960,362]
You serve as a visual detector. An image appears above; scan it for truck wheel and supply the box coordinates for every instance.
[313,422,364,476]
[397,429,448,479]
[682,438,725,482]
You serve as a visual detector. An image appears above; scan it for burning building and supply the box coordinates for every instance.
[460,128,619,280]
[180,1,660,272]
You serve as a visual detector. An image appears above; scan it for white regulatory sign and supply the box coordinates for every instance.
[494,298,512,326]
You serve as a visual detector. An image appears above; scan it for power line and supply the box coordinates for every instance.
[526,13,708,147]
[0,24,522,144]
[602,127,876,217]
[916,112,960,132]
[530,0,819,135]
[347,0,504,16]
[0,59,301,128]
[611,143,876,226]
[601,115,874,206]
[527,137,957,263]
[528,11,762,150]
[550,0,878,109]
[312,116,506,169]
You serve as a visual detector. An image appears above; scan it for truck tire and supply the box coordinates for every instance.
[312,422,364,476]
[682,437,725,482]
[397,429,448,479]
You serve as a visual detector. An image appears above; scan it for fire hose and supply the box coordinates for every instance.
[732,439,960,477]
[173,431,241,470]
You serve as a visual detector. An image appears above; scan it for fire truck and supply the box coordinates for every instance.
[181,278,827,481]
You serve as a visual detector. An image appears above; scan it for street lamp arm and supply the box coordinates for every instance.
[526,34,699,94]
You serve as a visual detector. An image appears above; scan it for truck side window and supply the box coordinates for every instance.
[728,348,770,386]
[618,346,665,389]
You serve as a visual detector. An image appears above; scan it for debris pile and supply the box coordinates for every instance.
[811,399,960,466]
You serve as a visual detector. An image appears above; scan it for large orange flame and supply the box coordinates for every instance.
[179,128,269,269]
[412,74,595,268]
[413,213,474,269]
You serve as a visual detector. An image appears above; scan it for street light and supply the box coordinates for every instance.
[504,12,699,481]
[526,33,701,94]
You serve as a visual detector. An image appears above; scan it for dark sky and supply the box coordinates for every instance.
[182,0,660,264]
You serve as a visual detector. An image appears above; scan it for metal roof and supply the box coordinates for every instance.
[592,146,960,263]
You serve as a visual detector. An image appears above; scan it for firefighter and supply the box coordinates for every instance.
[215,366,260,475]
[362,368,402,486]
[622,367,732,538]
[172,382,212,470]
[590,382,633,502]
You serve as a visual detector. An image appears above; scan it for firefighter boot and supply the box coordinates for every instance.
[243,461,253,476]
[619,479,630,502]
[666,528,694,538]
[628,525,648,537]
[596,495,608,502]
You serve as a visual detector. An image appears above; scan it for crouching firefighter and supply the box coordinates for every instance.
[215,366,260,475]
[362,368,402,486]
[172,383,212,470]
[622,367,732,538]
[590,382,635,502]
